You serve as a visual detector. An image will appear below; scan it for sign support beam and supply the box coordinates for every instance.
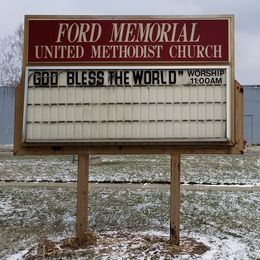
[76,154,89,239]
[170,153,181,245]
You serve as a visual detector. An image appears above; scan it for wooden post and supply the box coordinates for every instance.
[234,81,244,152]
[76,154,89,239]
[170,153,181,245]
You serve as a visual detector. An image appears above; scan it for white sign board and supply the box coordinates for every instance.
[23,66,230,143]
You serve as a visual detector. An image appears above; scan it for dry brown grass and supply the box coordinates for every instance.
[25,238,60,259]
[24,230,97,259]
[60,230,97,250]
[165,237,209,256]
[24,232,209,259]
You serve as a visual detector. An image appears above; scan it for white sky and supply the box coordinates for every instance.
[0,0,259,84]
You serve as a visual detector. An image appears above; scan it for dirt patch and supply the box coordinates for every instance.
[24,231,209,259]
[25,238,60,259]
[60,230,97,250]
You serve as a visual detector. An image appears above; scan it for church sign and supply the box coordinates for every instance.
[14,15,242,153]
[25,16,230,64]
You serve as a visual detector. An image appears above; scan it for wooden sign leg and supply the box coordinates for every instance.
[170,153,181,245]
[76,154,89,240]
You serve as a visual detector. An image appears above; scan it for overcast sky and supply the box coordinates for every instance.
[0,0,259,84]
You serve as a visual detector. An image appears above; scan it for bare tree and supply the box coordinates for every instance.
[0,24,23,87]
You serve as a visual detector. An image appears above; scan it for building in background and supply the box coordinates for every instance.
[1,85,260,146]
[243,85,260,145]
[0,86,15,145]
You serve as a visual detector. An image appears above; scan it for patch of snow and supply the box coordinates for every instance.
[0,198,12,216]
[191,234,249,260]
[6,248,28,260]
[0,144,13,149]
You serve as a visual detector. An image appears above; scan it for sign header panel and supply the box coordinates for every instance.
[25,16,231,64]
[23,66,230,143]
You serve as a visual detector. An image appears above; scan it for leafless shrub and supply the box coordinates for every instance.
[0,24,23,87]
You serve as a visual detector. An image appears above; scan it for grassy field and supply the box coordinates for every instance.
[0,154,260,258]
[1,185,259,259]
[1,154,260,184]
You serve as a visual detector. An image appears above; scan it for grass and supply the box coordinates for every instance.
[1,154,260,184]
[0,153,260,258]
[1,184,259,259]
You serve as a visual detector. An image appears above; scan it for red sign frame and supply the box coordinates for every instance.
[25,16,231,64]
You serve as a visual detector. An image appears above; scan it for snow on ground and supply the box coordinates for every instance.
[0,154,260,185]
[0,196,13,215]
[0,185,259,259]
[6,249,28,260]
[0,144,13,150]
[5,232,251,260]
[194,234,248,260]
[0,153,260,258]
